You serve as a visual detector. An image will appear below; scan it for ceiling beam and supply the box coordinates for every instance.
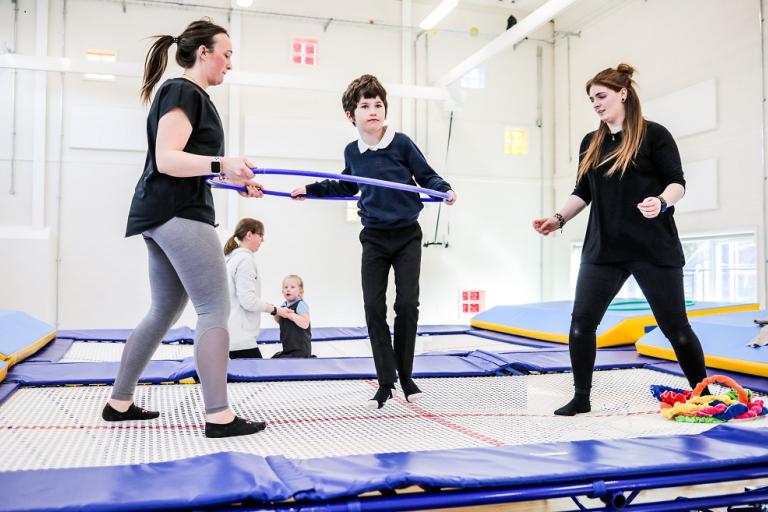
[435,0,579,87]
[0,53,449,102]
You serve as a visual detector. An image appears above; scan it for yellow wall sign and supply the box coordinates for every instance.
[504,127,528,155]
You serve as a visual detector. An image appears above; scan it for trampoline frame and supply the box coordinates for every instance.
[2,327,768,512]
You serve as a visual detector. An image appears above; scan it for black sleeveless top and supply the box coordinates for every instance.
[275,300,312,358]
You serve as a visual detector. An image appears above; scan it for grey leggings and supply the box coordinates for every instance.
[111,217,231,414]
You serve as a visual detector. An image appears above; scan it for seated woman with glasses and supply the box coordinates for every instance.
[224,218,275,359]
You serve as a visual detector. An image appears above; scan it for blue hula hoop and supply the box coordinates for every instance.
[206,167,450,202]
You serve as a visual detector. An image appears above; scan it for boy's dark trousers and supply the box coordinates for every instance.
[359,223,422,386]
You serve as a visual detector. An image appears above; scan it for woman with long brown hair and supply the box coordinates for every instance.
[103,19,266,438]
[533,63,709,416]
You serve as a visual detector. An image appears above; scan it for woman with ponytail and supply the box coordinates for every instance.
[532,63,709,415]
[105,18,267,438]
[224,218,275,359]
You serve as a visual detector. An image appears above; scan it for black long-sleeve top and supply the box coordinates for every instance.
[573,120,686,267]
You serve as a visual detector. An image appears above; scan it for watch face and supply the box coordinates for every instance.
[211,159,221,173]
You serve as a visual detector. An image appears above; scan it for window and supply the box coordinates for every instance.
[570,233,757,302]
[460,66,485,89]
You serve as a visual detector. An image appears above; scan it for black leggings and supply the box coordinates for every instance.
[230,347,263,359]
[569,262,707,394]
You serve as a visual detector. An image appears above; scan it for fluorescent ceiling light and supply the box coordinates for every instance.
[83,73,116,81]
[419,0,459,30]
[85,49,116,62]
[236,0,253,7]
[84,50,116,81]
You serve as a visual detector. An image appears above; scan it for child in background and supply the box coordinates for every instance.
[272,275,312,358]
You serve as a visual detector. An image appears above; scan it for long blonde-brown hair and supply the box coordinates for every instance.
[224,218,264,256]
[577,63,645,181]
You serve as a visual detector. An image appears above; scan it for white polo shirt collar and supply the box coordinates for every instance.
[357,126,396,154]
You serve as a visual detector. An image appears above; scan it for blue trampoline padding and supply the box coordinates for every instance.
[55,326,195,344]
[53,326,368,345]
[3,425,767,511]
[491,349,655,373]
[0,381,19,406]
[6,359,196,386]
[472,301,758,347]
[2,346,659,386]
[23,338,75,363]
[0,310,56,365]
[294,425,768,501]
[470,329,639,353]
[55,326,470,344]
[637,309,768,377]
[258,326,370,343]
[416,324,472,335]
[468,329,570,350]
[647,362,768,394]
[4,343,664,386]
[6,351,511,386]
[1,452,302,512]
[227,357,379,381]
[227,350,509,381]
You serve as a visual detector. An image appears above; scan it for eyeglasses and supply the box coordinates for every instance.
[255,233,264,240]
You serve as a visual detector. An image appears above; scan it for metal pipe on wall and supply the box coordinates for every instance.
[54,0,67,328]
[566,33,572,163]
[760,0,768,307]
[32,0,48,229]
[537,44,545,300]
[9,0,19,195]
[401,0,414,136]
[226,3,242,232]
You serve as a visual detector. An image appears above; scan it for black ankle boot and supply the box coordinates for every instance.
[554,391,591,416]
[205,416,267,438]
[367,385,394,410]
[400,378,424,403]
[102,403,160,422]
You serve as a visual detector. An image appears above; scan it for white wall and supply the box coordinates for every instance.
[0,0,552,329]
[2,0,765,330]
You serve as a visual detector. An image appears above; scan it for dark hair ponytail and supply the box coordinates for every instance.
[140,17,228,105]
[224,218,264,256]
[223,235,239,256]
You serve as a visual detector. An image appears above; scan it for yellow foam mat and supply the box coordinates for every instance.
[472,303,758,348]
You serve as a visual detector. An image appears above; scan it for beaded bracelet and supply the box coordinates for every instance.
[553,212,566,229]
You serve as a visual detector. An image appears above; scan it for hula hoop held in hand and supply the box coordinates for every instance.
[206,168,452,203]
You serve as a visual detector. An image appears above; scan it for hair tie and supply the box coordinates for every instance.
[172,36,179,44]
